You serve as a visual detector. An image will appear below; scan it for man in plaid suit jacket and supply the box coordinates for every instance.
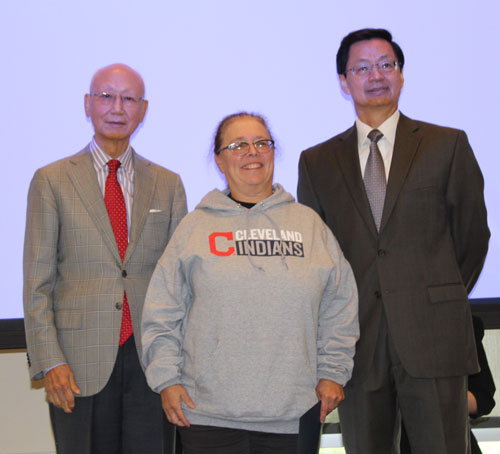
[23,63,187,453]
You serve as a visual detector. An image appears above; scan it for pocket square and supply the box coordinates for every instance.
[149,209,163,213]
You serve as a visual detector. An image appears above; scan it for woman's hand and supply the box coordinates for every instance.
[315,379,345,423]
[160,384,196,427]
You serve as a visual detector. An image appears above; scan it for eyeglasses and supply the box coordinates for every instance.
[217,139,274,156]
[345,61,400,78]
[89,91,144,108]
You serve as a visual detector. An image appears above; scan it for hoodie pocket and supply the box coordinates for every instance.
[193,339,316,421]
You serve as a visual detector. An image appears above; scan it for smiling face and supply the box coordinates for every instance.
[215,116,274,203]
[84,64,148,156]
[340,38,404,125]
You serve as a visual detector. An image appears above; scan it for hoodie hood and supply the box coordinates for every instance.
[195,183,295,215]
[195,184,296,270]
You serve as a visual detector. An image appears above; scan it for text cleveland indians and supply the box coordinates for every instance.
[209,229,304,257]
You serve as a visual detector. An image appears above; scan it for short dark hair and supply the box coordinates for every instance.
[213,112,273,155]
[336,28,405,75]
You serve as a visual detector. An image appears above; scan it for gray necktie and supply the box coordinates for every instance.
[364,129,386,230]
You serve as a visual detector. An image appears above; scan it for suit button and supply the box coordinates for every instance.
[122,270,127,278]
[115,302,123,310]
[374,291,382,298]
[378,249,386,256]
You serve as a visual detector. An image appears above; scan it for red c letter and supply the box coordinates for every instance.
[209,232,235,256]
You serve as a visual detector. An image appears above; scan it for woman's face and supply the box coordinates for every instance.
[215,116,274,203]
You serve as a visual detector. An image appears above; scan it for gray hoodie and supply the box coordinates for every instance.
[141,184,359,433]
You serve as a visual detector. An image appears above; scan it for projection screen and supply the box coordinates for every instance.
[1,0,498,319]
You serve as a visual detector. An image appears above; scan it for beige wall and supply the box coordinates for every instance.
[0,349,55,454]
[483,329,500,417]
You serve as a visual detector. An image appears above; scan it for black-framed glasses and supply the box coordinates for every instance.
[89,91,144,107]
[345,61,400,78]
[217,139,274,156]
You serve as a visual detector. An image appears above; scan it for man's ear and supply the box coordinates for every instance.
[84,93,91,117]
[339,74,351,95]
[139,99,148,123]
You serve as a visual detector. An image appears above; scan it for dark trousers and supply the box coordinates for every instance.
[401,422,481,454]
[49,335,172,454]
[338,313,469,454]
[178,425,298,454]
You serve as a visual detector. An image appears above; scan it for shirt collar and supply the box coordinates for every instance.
[89,137,133,172]
[356,110,400,148]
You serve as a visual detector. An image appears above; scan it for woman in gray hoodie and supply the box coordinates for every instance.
[141,112,359,454]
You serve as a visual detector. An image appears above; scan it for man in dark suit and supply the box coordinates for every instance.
[23,63,187,453]
[297,29,489,454]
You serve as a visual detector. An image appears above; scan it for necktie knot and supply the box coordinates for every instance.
[368,129,383,144]
[107,159,121,174]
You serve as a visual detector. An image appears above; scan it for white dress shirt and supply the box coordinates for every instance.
[356,110,400,180]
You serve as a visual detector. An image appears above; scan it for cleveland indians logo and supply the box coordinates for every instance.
[209,230,304,257]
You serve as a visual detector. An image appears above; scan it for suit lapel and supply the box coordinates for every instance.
[336,125,379,237]
[67,147,122,264]
[380,114,421,232]
[125,152,156,264]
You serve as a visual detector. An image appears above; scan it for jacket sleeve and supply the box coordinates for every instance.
[23,169,66,379]
[316,223,359,386]
[297,151,326,222]
[141,226,192,393]
[469,316,496,418]
[446,131,490,293]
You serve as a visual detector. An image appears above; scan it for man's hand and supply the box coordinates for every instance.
[315,379,344,423]
[160,384,195,427]
[44,364,81,413]
[467,390,478,415]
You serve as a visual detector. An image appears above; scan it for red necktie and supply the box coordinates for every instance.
[105,160,133,346]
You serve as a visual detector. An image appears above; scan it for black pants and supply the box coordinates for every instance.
[178,425,298,454]
[401,423,481,454]
[338,312,469,454]
[50,336,172,454]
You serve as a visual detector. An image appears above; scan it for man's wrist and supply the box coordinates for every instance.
[43,362,68,376]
